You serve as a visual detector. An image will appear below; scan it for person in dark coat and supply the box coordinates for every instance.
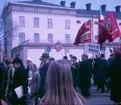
[1,57,14,104]
[108,51,121,105]
[92,55,100,85]
[71,56,79,89]
[87,58,93,89]
[108,54,115,65]
[94,54,108,93]
[79,54,90,99]
[11,58,28,105]
[39,53,50,98]
[0,62,6,105]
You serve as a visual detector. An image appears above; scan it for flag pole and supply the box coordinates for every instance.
[91,13,95,60]
[98,2,102,54]
[91,14,94,43]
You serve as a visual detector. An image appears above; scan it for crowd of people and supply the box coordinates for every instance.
[0,50,121,105]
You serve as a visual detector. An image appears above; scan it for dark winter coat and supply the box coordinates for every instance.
[0,62,6,99]
[94,58,108,81]
[79,60,91,88]
[71,62,79,87]
[1,64,13,99]
[39,61,50,98]
[12,66,28,95]
[108,58,121,102]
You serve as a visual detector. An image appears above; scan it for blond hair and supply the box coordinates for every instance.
[41,60,85,105]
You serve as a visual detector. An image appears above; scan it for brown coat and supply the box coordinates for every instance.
[30,71,40,97]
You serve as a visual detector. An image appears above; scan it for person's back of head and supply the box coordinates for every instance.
[82,54,88,61]
[100,54,105,59]
[42,60,85,105]
[13,58,25,69]
[114,50,121,60]
[63,56,68,60]
[4,56,13,66]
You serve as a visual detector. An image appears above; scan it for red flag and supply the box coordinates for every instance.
[98,13,121,45]
[98,20,111,45]
[74,20,92,45]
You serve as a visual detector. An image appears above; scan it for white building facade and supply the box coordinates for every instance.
[2,0,121,67]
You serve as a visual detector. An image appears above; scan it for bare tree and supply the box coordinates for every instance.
[0,17,19,41]
[0,13,4,42]
[0,9,19,58]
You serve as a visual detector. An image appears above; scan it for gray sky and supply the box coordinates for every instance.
[0,0,121,11]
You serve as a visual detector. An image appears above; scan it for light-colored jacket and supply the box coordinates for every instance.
[30,71,40,97]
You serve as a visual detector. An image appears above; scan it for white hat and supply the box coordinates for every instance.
[26,57,32,62]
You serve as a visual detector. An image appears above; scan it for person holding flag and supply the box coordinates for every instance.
[74,19,93,99]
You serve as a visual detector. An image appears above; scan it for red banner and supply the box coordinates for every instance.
[74,20,92,45]
[98,13,121,45]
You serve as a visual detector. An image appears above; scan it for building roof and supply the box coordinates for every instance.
[17,1,121,18]
[17,0,61,7]
[76,9,121,19]
[3,0,121,19]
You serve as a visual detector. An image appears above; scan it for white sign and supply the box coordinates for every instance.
[87,43,100,54]
[14,86,24,99]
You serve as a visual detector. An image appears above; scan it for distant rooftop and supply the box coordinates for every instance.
[76,9,121,19]
[6,0,121,19]
[17,0,61,7]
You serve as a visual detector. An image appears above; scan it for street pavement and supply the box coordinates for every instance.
[86,86,113,105]
[1,86,114,105]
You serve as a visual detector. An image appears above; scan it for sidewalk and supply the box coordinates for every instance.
[86,86,113,105]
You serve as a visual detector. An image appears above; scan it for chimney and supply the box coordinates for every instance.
[115,6,121,12]
[70,2,76,8]
[101,4,106,11]
[60,1,66,7]
[86,3,91,10]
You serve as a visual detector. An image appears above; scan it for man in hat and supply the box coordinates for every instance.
[39,53,50,98]
[94,54,108,93]
[11,58,28,105]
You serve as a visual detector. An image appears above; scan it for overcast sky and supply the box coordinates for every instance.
[0,0,121,11]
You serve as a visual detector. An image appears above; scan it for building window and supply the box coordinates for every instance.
[20,6,24,11]
[19,16,25,27]
[65,19,70,29]
[34,17,39,28]
[94,21,98,24]
[19,33,25,44]
[48,18,53,28]
[95,35,98,40]
[65,34,70,43]
[119,23,121,26]
[48,34,53,42]
[34,33,40,43]
[119,36,121,40]
[76,20,81,24]
[66,10,69,14]
[35,8,38,12]
[48,9,52,13]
